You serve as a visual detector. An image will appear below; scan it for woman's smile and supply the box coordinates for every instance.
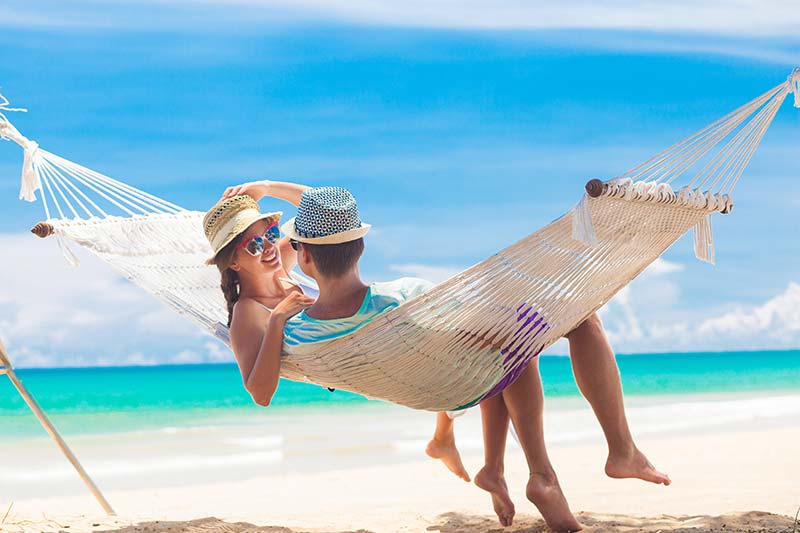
[261,248,279,266]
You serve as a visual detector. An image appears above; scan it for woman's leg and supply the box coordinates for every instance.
[475,394,515,526]
[566,313,670,485]
[501,359,581,532]
[426,412,470,482]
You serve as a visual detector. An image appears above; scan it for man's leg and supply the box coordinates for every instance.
[426,411,470,482]
[474,394,515,526]
[566,313,671,485]
[501,360,581,532]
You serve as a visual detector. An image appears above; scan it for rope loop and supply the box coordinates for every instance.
[0,93,27,124]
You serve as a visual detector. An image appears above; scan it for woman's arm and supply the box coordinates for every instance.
[222,180,310,207]
[243,316,287,406]
[230,293,315,407]
[229,300,270,391]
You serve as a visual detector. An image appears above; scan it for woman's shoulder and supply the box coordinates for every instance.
[232,297,272,324]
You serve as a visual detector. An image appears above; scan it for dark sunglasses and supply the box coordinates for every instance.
[289,239,300,251]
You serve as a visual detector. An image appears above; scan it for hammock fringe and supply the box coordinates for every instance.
[693,214,715,265]
[571,193,598,247]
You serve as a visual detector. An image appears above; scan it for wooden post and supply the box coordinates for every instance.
[0,338,115,516]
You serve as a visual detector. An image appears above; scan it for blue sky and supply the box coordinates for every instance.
[0,1,799,367]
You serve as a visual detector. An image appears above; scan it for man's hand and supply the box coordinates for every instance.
[222,180,271,201]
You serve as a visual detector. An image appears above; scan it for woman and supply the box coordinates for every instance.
[204,180,316,406]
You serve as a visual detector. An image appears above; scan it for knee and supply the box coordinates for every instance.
[583,312,603,330]
[566,312,603,339]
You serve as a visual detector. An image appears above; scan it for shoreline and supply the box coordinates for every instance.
[3,385,799,440]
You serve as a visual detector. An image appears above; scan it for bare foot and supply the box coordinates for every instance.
[526,471,582,532]
[426,437,470,482]
[605,447,671,486]
[474,466,515,527]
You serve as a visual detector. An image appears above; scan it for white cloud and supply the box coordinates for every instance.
[3,1,800,38]
[583,257,800,353]
[388,263,465,284]
[696,282,800,341]
[0,233,229,368]
[641,258,685,277]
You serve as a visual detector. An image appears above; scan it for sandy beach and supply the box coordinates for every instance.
[3,395,798,533]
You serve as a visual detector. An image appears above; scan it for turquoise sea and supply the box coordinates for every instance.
[2,350,799,440]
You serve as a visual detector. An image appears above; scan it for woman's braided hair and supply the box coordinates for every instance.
[214,239,243,328]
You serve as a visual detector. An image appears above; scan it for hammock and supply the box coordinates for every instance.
[2,70,798,412]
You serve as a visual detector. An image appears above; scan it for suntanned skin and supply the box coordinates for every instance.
[566,316,670,486]
[429,314,671,530]
[474,394,514,527]
[426,413,470,482]
[221,181,314,406]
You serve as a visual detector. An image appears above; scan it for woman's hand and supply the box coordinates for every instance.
[222,180,271,201]
[271,292,316,322]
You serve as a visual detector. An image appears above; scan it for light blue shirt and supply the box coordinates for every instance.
[283,277,434,354]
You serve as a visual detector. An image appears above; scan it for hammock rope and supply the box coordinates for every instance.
[2,70,798,411]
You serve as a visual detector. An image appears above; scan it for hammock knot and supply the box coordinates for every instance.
[632,181,658,201]
[704,190,717,211]
[720,193,733,214]
[656,183,675,202]
[19,139,41,202]
[604,178,630,197]
[677,186,692,206]
[789,67,800,108]
[692,189,706,209]
[0,110,42,202]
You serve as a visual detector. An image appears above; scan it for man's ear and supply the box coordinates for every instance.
[297,244,313,268]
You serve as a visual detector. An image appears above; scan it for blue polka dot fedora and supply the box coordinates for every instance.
[281,186,371,244]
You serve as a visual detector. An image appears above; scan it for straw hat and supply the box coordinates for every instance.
[203,195,282,265]
[281,186,370,244]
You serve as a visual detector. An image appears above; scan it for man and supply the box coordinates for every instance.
[280,186,669,531]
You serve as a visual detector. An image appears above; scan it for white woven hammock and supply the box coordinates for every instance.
[2,70,798,411]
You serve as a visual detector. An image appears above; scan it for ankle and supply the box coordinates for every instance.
[430,433,455,445]
[528,468,558,485]
[480,462,504,475]
[607,441,636,460]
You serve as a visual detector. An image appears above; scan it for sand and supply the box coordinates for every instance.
[2,511,796,533]
[3,423,798,533]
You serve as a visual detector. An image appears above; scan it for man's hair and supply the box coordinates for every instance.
[303,238,364,278]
